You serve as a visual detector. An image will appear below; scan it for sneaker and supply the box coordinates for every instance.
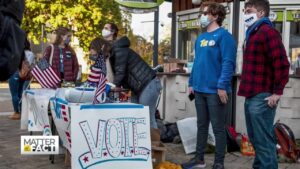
[212,163,224,169]
[9,112,21,120]
[182,157,206,169]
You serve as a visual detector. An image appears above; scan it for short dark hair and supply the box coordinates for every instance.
[206,2,226,26]
[108,23,119,40]
[245,0,270,17]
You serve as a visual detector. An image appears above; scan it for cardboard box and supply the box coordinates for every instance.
[163,63,185,73]
[152,141,167,167]
[151,129,167,167]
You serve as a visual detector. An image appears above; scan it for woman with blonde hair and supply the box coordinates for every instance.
[43,27,79,84]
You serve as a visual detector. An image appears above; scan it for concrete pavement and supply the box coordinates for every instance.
[0,87,299,169]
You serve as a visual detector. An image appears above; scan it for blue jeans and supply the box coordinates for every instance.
[131,78,162,128]
[8,71,30,113]
[194,92,228,164]
[245,93,278,169]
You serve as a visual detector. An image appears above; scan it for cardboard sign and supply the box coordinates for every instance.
[71,104,152,169]
[50,97,72,152]
[21,89,56,135]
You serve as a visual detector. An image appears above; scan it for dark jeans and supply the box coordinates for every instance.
[194,92,228,164]
[8,71,29,113]
[245,93,278,169]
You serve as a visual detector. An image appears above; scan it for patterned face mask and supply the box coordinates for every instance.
[244,13,258,27]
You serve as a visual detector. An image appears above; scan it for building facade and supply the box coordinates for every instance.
[160,0,300,138]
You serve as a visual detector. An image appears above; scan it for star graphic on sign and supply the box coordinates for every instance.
[103,152,108,156]
[83,156,89,163]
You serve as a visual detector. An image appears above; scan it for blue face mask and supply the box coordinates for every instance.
[64,38,71,45]
[200,15,212,28]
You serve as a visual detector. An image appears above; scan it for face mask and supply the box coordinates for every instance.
[89,54,98,61]
[200,15,211,28]
[102,29,111,38]
[244,13,258,27]
[64,37,71,45]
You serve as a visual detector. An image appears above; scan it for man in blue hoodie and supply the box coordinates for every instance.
[182,2,237,169]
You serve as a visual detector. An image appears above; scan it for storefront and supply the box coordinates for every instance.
[171,0,234,61]
[159,0,300,138]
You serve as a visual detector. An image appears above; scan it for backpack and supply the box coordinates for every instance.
[274,122,300,162]
[225,126,240,152]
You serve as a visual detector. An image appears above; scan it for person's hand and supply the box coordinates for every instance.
[188,87,194,94]
[264,94,281,108]
[218,89,228,104]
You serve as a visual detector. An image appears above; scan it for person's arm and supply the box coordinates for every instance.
[217,32,237,90]
[112,48,128,87]
[188,43,197,93]
[266,28,290,95]
[72,53,79,81]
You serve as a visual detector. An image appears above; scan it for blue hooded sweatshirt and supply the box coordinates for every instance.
[189,27,237,93]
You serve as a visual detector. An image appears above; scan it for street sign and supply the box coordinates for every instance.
[114,0,164,9]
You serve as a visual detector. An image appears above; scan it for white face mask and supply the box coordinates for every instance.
[244,13,258,27]
[200,15,211,28]
[102,29,111,38]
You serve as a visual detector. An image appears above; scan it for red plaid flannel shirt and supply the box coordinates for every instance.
[238,23,290,98]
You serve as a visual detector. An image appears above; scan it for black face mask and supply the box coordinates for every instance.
[89,54,98,61]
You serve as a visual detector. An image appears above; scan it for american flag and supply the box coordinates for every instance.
[93,72,107,104]
[87,67,103,84]
[31,58,60,88]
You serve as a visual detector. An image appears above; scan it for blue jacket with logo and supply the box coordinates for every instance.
[189,27,237,93]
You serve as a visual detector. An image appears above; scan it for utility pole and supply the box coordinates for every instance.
[153,7,159,67]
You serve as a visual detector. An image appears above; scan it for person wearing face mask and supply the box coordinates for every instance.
[110,35,162,129]
[238,0,290,169]
[182,2,237,169]
[87,37,113,87]
[43,27,79,85]
[102,23,119,44]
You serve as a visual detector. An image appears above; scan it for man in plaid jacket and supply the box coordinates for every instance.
[238,0,290,168]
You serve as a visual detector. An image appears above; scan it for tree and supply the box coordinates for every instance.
[128,34,154,65]
[158,37,171,64]
[22,0,131,51]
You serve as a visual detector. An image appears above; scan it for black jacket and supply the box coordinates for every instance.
[0,0,25,81]
[0,0,24,24]
[110,36,156,94]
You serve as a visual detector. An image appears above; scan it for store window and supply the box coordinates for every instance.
[177,28,200,62]
[287,10,300,72]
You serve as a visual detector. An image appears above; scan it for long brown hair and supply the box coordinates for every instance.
[89,37,111,58]
[52,27,76,56]
[52,27,71,46]
[108,23,119,40]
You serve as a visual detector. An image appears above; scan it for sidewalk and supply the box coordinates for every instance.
[0,82,41,89]
[0,113,299,169]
